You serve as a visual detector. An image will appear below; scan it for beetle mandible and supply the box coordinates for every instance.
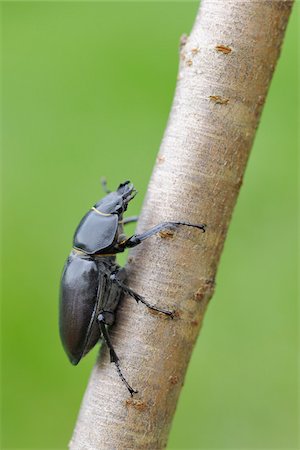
[59,180,206,395]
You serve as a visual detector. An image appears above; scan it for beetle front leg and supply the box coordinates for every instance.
[122,216,139,225]
[110,273,174,318]
[97,314,137,397]
[117,221,206,250]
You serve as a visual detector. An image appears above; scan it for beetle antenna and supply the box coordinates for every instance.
[101,177,111,194]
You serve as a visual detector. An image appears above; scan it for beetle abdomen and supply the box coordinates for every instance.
[59,253,100,365]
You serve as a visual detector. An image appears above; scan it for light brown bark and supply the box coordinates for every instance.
[70,1,293,449]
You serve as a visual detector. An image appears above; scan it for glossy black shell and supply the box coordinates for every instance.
[60,252,124,364]
[73,209,118,254]
[59,253,100,364]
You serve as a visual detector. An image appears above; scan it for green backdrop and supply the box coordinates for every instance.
[1,2,298,449]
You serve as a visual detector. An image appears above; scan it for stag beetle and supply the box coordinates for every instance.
[59,180,206,395]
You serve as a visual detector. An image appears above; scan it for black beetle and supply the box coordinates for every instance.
[59,180,206,395]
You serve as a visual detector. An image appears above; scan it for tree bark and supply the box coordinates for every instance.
[70,1,293,449]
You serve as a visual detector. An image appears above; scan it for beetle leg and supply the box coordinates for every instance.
[110,274,174,318]
[121,215,139,225]
[117,221,206,249]
[100,177,111,194]
[97,314,138,397]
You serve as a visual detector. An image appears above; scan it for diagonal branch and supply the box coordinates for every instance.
[70,1,293,448]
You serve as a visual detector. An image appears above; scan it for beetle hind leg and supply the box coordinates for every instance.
[111,274,174,318]
[97,314,137,397]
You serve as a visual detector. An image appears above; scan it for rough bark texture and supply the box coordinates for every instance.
[70,1,293,449]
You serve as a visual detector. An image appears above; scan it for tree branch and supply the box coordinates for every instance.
[70,1,293,448]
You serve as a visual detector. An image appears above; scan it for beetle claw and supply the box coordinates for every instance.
[170,310,176,319]
[129,388,138,397]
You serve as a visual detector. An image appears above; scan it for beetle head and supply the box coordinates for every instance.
[95,180,137,215]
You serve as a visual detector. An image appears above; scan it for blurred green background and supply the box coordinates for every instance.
[1,2,298,449]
